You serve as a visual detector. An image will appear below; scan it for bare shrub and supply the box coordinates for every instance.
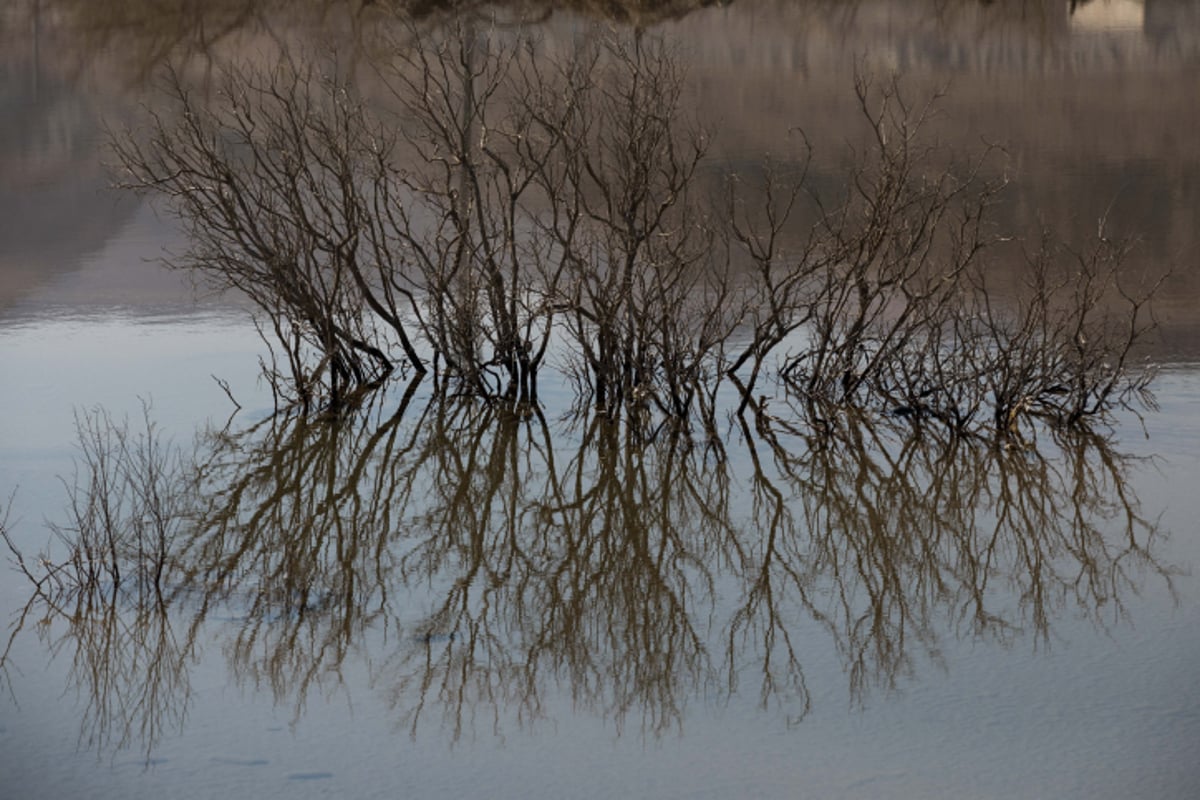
[974,229,1161,432]
[529,33,738,419]
[112,56,428,412]
[797,78,997,403]
[726,72,1161,439]
[109,22,746,422]
[726,74,1001,416]
[110,21,1161,433]
[862,226,1162,438]
[375,20,574,403]
[375,24,739,418]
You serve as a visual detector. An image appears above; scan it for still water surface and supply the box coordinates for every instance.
[2,2,1200,798]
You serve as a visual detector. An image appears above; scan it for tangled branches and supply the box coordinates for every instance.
[111,19,1162,439]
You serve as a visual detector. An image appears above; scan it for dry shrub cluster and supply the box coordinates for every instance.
[110,19,1161,439]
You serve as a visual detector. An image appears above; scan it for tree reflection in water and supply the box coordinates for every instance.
[0,386,1176,758]
[736,398,1172,708]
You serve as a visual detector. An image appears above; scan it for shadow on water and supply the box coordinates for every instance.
[0,379,1178,756]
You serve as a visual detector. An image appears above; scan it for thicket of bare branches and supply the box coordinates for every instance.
[111,55,426,410]
[111,20,1161,437]
[726,73,1161,438]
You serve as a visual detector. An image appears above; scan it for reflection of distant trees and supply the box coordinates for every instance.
[22,0,1199,84]
[1,386,1177,754]
[33,0,728,81]
[42,0,358,80]
[1146,0,1200,51]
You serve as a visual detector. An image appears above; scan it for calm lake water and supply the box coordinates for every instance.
[2,2,1199,798]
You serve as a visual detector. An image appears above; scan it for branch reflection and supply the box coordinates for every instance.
[0,407,197,756]
[1,387,1176,756]
[736,400,1174,705]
